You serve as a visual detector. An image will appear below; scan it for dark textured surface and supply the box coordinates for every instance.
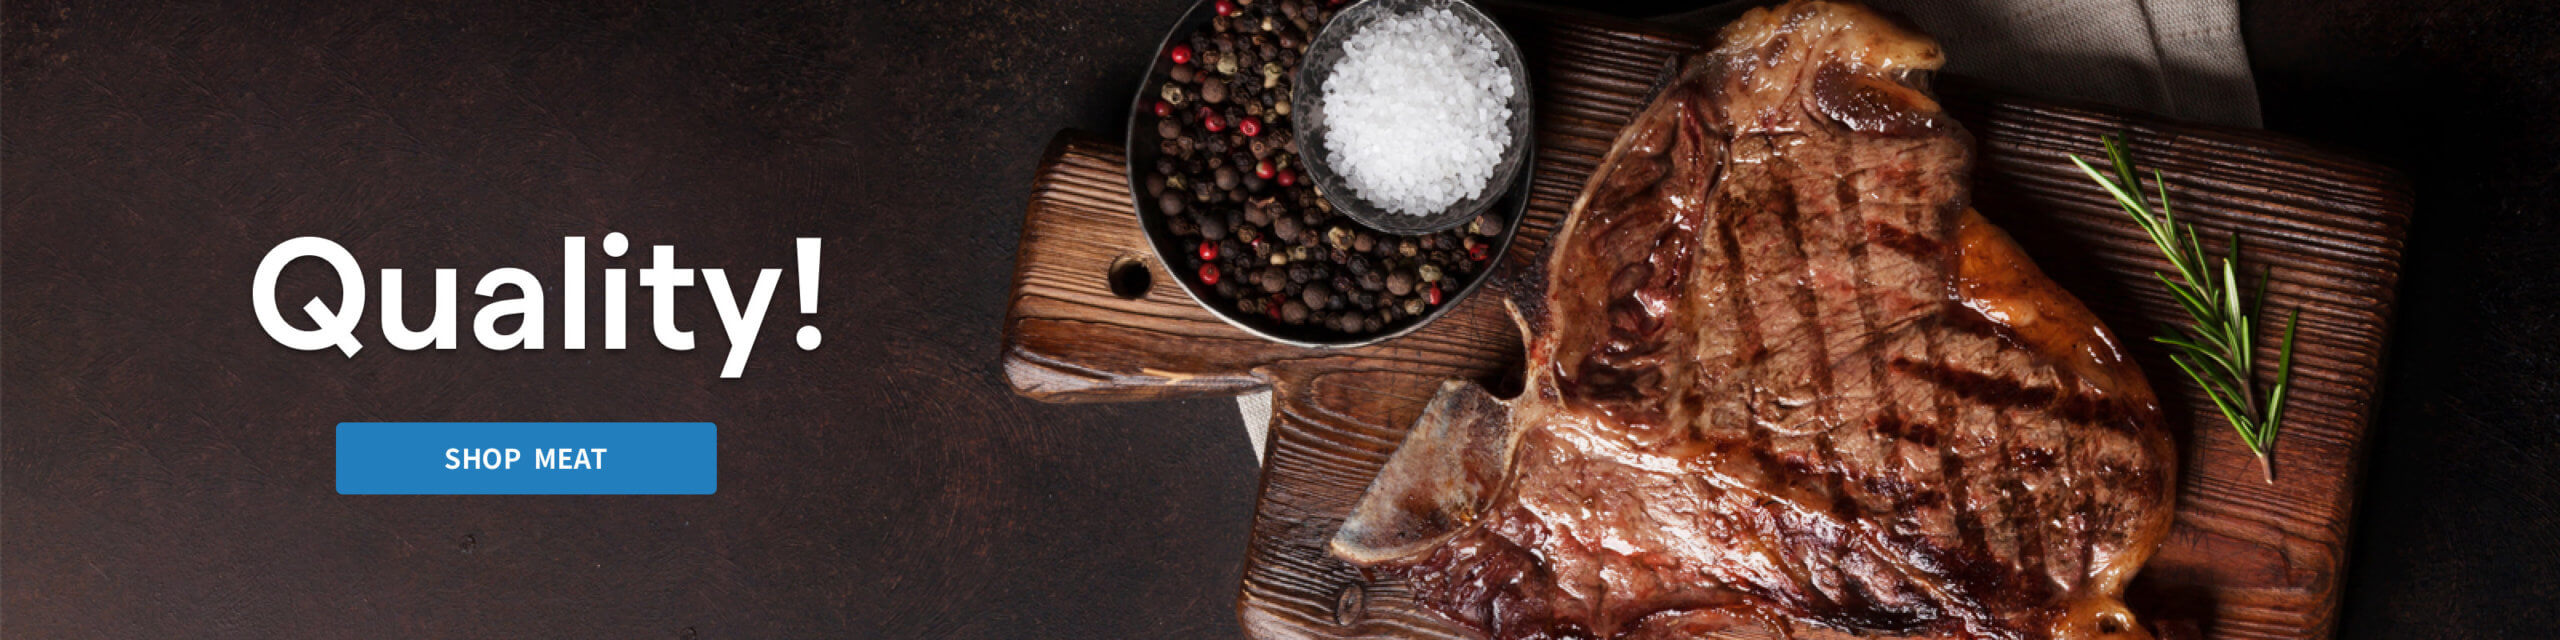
[1,1,2553,639]
[2242,2,2560,639]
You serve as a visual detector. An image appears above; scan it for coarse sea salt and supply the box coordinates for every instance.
[1319,7,1514,217]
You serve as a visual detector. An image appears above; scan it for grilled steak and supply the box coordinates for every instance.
[1328,3,2176,639]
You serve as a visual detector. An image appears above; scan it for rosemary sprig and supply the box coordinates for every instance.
[2069,135,2298,484]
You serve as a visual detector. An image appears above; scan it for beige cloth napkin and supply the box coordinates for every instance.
[1236,0,2258,462]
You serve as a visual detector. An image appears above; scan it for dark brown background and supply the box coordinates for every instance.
[2,1,2552,638]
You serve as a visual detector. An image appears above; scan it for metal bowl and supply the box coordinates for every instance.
[1291,0,1534,235]
[1126,0,1529,349]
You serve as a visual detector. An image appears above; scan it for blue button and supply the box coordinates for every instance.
[336,422,716,495]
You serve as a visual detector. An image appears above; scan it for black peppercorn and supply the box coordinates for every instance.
[1196,213,1227,241]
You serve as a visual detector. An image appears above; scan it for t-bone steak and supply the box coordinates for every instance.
[1328,2,2177,639]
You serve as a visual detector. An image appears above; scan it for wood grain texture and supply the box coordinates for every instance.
[1000,9,2410,640]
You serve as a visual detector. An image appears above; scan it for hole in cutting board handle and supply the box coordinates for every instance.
[1107,254,1154,300]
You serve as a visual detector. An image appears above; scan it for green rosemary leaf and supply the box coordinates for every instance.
[2073,135,2301,484]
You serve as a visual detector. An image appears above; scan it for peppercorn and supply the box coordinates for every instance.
[1426,284,1443,305]
[1418,264,1443,283]
[1275,169,1296,187]
[1238,117,1262,137]
[1214,166,1239,190]
[1159,192,1186,216]
[1169,44,1193,65]
[1199,241,1220,261]
[1302,283,1332,310]
[1259,268,1286,293]
[1215,0,1236,16]
[1281,300,1310,324]
[1398,239,1419,257]
[1273,215,1301,243]
[1201,77,1227,104]
[1199,264,1222,286]
[1158,118,1181,140]
[1196,212,1226,240]
[1386,270,1415,296]
[1470,242,1492,261]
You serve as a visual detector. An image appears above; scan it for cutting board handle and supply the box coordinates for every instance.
[999,131,1276,403]
[999,130,1525,404]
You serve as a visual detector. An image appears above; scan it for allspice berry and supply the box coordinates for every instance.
[1258,268,1287,293]
[1301,285,1331,311]
[1196,213,1227,241]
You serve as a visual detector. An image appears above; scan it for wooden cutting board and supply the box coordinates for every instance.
[1001,8,2410,640]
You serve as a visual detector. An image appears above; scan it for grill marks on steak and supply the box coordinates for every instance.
[1329,3,2175,639]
